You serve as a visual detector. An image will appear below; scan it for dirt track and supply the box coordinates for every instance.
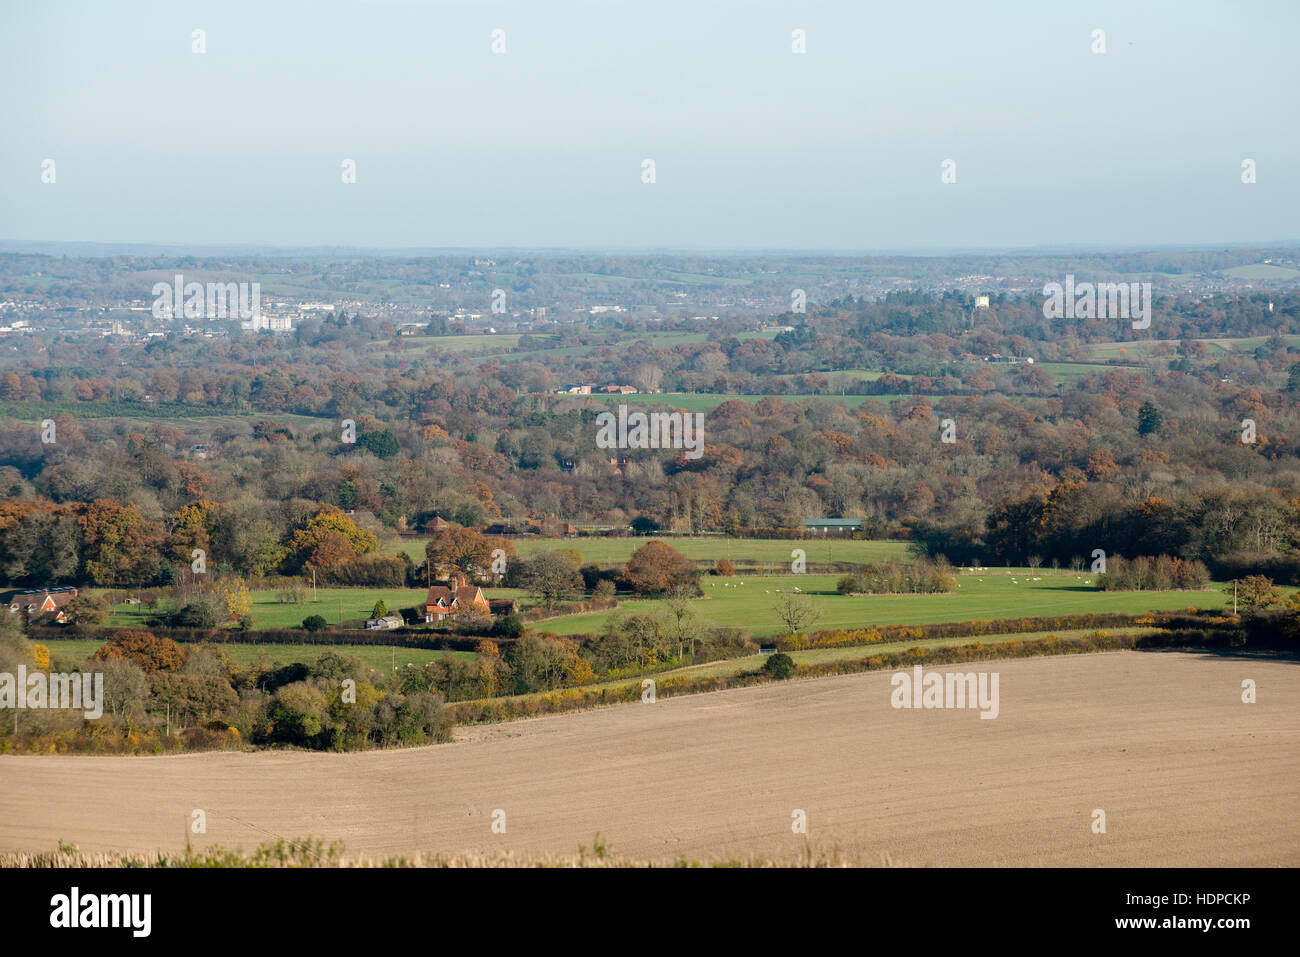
[2,651,1297,865]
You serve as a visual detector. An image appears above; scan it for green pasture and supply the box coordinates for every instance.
[1089,335,1300,360]
[528,571,1241,638]
[584,392,934,411]
[1220,263,1300,280]
[1033,361,1146,383]
[98,587,434,630]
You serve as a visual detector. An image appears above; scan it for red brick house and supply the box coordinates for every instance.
[425,574,490,622]
[5,587,78,625]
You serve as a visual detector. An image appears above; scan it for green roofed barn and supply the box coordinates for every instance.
[804,518,863,535]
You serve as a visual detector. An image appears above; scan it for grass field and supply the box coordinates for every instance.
[383,536,913,567]
[1089,335,1300,360]
[36,638,475,672]
[0,401,330,428]
[100,587,436,630]
[1033,361,1146,383]
[529,571,1241,637]
[1221,263,1300,280]
[585,392,933,411]
[421,334,524,352]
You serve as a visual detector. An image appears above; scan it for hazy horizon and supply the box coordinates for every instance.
[2,0,1297,250]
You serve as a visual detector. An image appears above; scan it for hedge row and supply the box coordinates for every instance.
[774,612,1142,651]
[0,723,243,757]
[445,630,1143,726]
[29,625,509,653]
[521,597,618,622]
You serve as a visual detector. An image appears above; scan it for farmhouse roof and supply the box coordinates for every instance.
[426,582,485,607]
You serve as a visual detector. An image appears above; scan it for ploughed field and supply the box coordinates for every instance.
[1,652,1296,866]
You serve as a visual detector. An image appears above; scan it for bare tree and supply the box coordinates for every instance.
[774,592,819,635]
[634,363,663,394]
[663,582,699,660]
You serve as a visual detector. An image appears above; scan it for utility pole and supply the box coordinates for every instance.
[1233,579,1238,615]
[312,567,317,602]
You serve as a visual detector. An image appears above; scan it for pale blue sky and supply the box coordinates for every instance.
[1,0,1295,250]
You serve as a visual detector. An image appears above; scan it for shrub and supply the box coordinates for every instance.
[302,615,328,632]
[763,653,796,680]
[715,558,735,576]
[836,560,957,595]
[91,631,188,674]
[493,613,523,638]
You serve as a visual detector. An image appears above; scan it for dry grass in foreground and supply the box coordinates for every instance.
[3,837,898,869]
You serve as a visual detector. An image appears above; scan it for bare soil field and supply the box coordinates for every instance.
[1,651,1297,866]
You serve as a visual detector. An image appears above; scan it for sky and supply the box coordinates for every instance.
[0,0,1296,251]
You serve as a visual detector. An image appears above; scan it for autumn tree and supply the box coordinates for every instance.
[92,631,188,674]
[168,501,219,567]
[213,576,253,622]
[425,524,512,582]
[290,506,377,570]
[76,500,167,586]
[621,541,698,595]
[1230,575,1283,610]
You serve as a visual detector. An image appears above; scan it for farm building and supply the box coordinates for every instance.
[4,586,79,624]
[425,574,491,622]
[803,518,863,535]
